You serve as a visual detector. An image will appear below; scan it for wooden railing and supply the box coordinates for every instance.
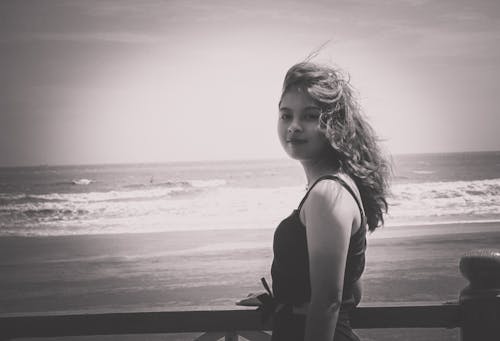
[1,249,499,340]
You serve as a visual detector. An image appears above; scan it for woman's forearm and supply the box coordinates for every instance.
[304,302,341,341]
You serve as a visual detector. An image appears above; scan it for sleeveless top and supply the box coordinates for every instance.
[271,174,367,309]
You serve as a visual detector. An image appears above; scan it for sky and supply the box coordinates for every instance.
[1,0,499,167]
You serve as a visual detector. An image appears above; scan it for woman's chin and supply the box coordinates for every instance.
[285,152,319,162]
[283,150,304,160]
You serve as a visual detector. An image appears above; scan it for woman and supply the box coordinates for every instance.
[270,61,390,341]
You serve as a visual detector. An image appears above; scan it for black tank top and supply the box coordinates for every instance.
[271,174,367,308]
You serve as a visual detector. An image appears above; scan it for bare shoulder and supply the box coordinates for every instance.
[308,179,343,203]
[305,175,357,209]
[300,175,361,233]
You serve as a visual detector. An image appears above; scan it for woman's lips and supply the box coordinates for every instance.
[287,138,307,145]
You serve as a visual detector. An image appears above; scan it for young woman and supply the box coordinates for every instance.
[270,61,391,341]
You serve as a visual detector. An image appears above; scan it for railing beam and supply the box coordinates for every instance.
[350,302,459,329]
[0,303,460,340]
[0,310,268,339]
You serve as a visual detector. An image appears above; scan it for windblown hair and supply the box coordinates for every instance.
[281,62,391,231]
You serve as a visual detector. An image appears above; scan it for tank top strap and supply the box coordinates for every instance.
[298,174,366,229]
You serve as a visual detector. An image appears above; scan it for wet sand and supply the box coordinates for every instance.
[1,221,499,340]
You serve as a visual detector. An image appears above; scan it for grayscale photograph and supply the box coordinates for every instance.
[0,1,499,340]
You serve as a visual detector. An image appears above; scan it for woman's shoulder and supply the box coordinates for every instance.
[300,176,359,237]
[309,173,359,199]
[307,177,342,203]
[302,173,359,212]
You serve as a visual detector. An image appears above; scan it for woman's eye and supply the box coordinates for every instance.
[280,113,292,120]
[305,113,320,120]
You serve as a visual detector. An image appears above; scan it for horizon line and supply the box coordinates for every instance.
[1,149,499,169]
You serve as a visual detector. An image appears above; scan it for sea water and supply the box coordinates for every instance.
[1,151,499,236]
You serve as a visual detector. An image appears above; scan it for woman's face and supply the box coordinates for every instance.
[277,86,331,161]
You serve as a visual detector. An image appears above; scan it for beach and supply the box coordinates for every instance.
[1,153,499,339]
[2,221,499,340]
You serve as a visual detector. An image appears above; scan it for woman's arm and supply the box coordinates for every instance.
[301,180,356,341]
[352,279,362,306]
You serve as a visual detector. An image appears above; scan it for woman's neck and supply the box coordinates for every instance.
[300,157,341,188]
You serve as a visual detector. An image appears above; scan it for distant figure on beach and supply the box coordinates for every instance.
[270,61,391,341]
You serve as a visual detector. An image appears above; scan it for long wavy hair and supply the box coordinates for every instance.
[281,61,391,231]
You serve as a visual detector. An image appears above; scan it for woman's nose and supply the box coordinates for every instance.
[288,120,302,133]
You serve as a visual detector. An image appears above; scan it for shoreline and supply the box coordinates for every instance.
[369,220,500,239]
[1,221,499,267]
[1,218,499,240]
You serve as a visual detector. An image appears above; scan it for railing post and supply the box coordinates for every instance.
[224,331,237,341]
[459,249,500,340]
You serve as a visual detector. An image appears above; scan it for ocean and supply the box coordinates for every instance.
[1,151,500,237]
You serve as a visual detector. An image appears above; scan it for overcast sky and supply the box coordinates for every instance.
[1,0,499,166]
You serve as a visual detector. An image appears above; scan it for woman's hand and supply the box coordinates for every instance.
[236,292,268,306]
